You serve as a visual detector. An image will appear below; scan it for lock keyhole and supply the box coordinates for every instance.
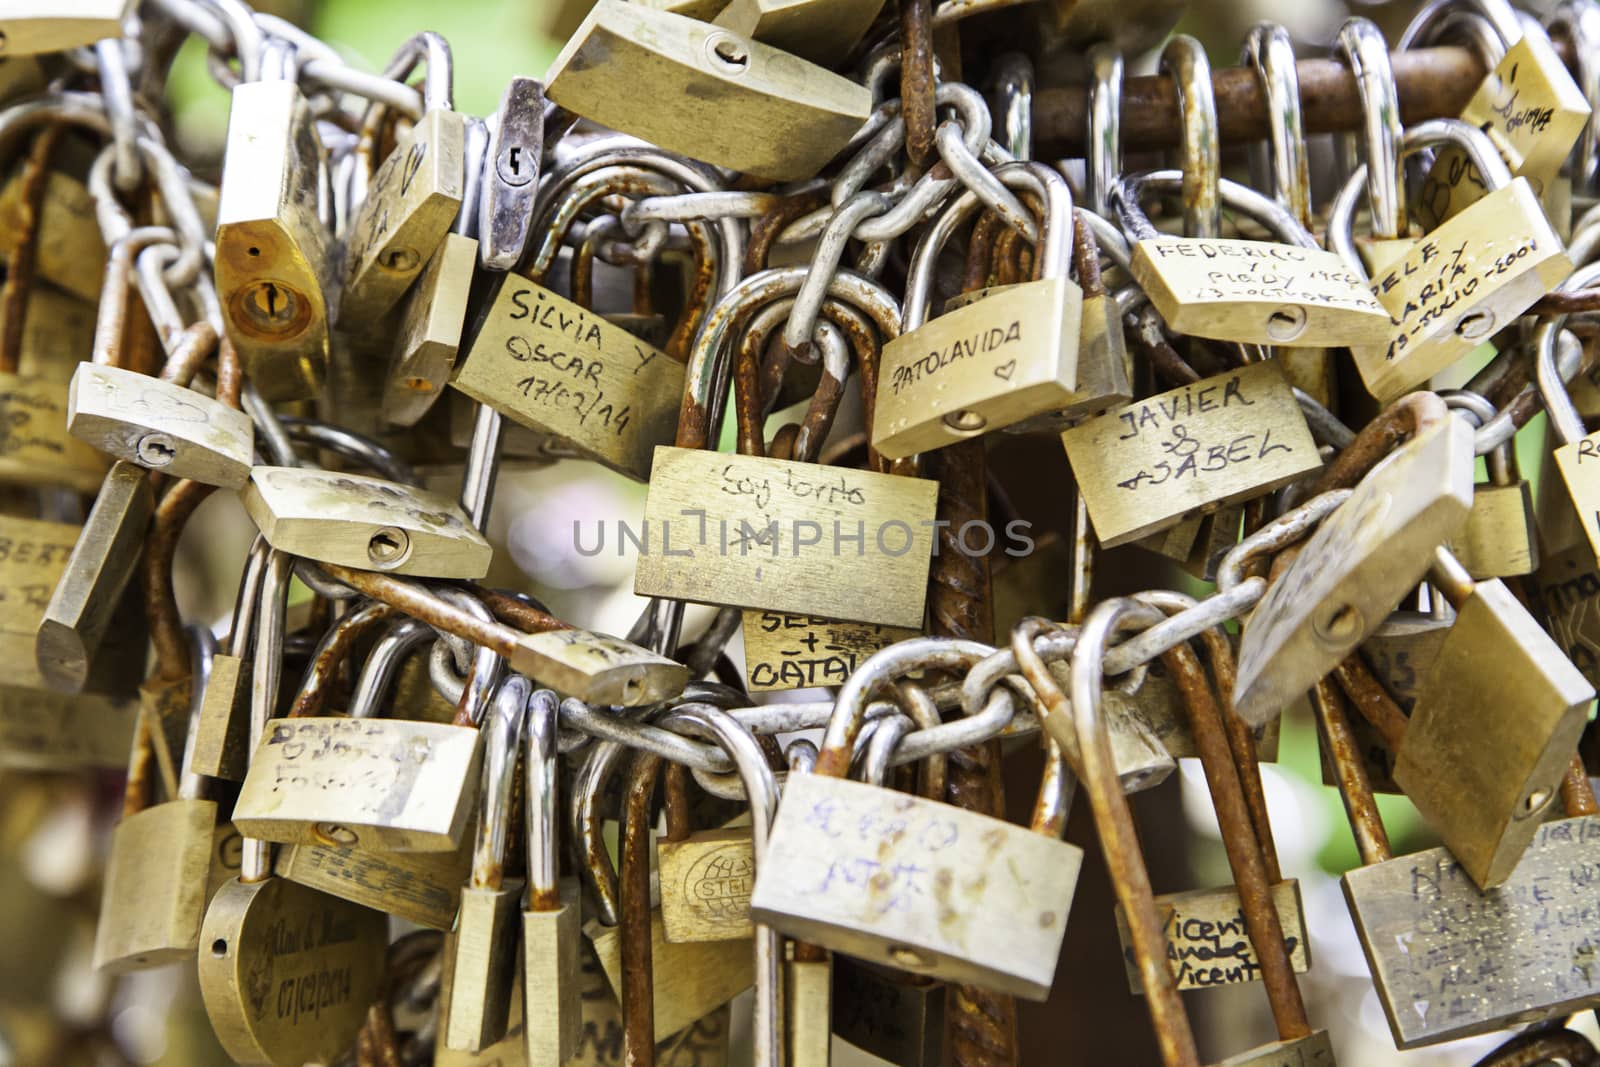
[1266,305,1307,343]
[136,432,178,467]
[367,526,412,568]
[233,279,310,340]
[706,33,751,75]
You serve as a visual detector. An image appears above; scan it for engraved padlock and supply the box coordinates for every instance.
[340,32,466,326]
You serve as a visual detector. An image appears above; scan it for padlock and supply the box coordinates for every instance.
[274,617,473,928]
[240,466,493,580]
[1324,652,1600,1047]
[66,239,253,488]
[1232,398,1475,724]
[712,0,888,64]
[636,445,938,629]
[1328,119,1571,405]
[517,687,582,1066]
[0,150,107,306]
[340,33,466,325]
[658,802,755,944]
[383,232,478,429]
[214,38,332,401]
[440,675,527,1052]
[93,642,220,973]
[1542,272,1600,570]
[1408,0,1590,226]
[547,0,871,182]
[645,703,781,1065]
[198,547,387,1067]
[1118,171,1391,349]
[875,163,1098,459]
[192,536,270,781]
[0,1,133,56]
[477,75,545,272]
[1061,358,1321,548]
[1442,395,1538,578]
[579,734,754,1043]
[751,639,1084,999]
[452,268,687,481]
[232,588,495,853]
[1386,549,1593,888]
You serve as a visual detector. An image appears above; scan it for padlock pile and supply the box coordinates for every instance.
[15,0,1600,1064]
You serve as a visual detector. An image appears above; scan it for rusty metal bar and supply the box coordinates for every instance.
[1033,46,1491,155]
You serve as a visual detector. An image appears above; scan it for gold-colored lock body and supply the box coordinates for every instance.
[875,277,1085,459]
[1131,237,1392,348]
[452,279,685,480]
[241,466,493,580]
[341,107,466,324]
[1113,880,1309,993]
[636,446,939,629]
[713,0,887,62]
[547,0,872,182]
[215,80,332,401]
[68,364,254,489]
[383,231,477,428]
[94,798,219,973]
[1062,361,1321,547]
[232,717,483,852]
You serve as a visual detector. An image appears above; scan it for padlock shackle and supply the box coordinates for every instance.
[1242,22,1312,230]
[289,600,402,718]
[1401,0,1524,52]
[1086,42,1123,217]
[901,162,1070,330]
[1548,0,1600,193]
[1535,259,1600,446]
[241,547,294,883]
[1336,17,1407,241]
[432,588,504,728]
[1327,117,1513,278]
[819,638,991,777]
[92,227,179,370]
[344,617,432,720]
[472,675,528,893]
[1112,169,1318,249]
[1157,34,1220,241]
[1070,598,1200,1067]
[526,688,563,906]
[176,625,220,802]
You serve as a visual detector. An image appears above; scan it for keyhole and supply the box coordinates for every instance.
[367,526,412,568]
[1519,786,1555,819]
[706,33,750,74]
[1314,601,1363,645]
[498,144,536,188]
[379,247,421,273]
[1265,305,1307,343]
[233,279,307,339]
[888,944,935,969]
[1455,309,1496,340]
[136,433,178,468]
[210,938,229,958]
[942,410,987,434]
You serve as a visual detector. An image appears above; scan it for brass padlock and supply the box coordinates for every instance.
[441,675,527,1052]
[876,164,1094,460]
[1326,664,1600,1047]
[636,446,938,629]
[1061,359,1321,547]
[1232,402,1475,724]
[751,642,1084,999]
[341,33,466,326]
[1390,549,1592,888]
[383,231,477,428]
[547,0,871,182]
[198,548,387,1066]
[0,1,133,55]
[232,601,490,853]
[1118,170,1391,349]
[452,272,686,481]
[192,536,270,781]
[1411,3,1590,226]
[274,616,472,927]
[1329,120,1571,405]
[1442,398,1537,578]
[712,0,887,62]
[0,158,107,305]
[214,39,332,401]
[521,687,582,1066]
[240,466,493,580]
